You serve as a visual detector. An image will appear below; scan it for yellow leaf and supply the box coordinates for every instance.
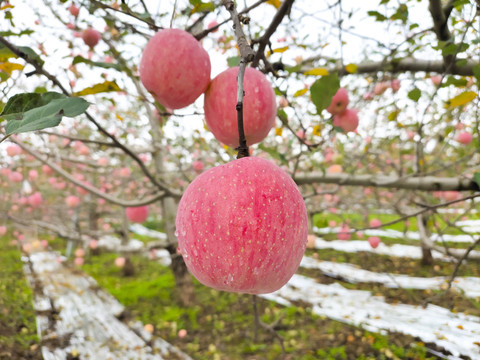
[0,62,24,75]
[115,114,123,121]
[267,46,289,56]
[275,127,283,136]
[73,80,121,96]
[266,0,281,9]
[203,122,209,131]
[0,4,14,10]
[312,125,321,136]
[303,68,329,76]
[293,88,308,97]
[445,91,477,108]
[345,63,358,74]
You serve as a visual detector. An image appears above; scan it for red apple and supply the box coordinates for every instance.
[368,236,381,248]
[65,195,80,208]
[0,226,6,236]
[6,144,21,157]
[27,192,43,208]
[456,132,473,145]
[326,88,349,115]
[204,66,276,147]
[126,205,149,223]
[207,20,219,32]
[176,157,308,294]
[192,160,204,174]
[82,28,101,48]
[337,224,351,241]
[333,109,359,133]
[369,218,382,228]
[140,28,211,109]
[69,4,80,17]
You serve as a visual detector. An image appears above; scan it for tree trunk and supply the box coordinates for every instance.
[417,214,434,266]
[162,196,195,306]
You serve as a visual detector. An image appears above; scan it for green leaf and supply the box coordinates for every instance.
[443,76,468,87]
[310,73,340,114]
[473,64,480,83]
[72,55,122,71]
[474,172,480,188]
[1,92,89,135]
[227,56,241,67]
[367,10,387,21]
[0,29,34,37]
[407,88,421,101]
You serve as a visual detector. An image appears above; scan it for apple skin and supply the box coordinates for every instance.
[126,205,149,223]
[140,29,211,109]
[82,28,101,48]
[175,157,308,294]
[368,236,381,249]
[326,88,349,115]
[333,109,359,133]
[204,66,276,147]
[456,132,473,145]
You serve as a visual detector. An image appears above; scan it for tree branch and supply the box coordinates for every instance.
[251,0,295,68]
[294,173,480,192]
[297,57,480,76]
[428,0,452,42]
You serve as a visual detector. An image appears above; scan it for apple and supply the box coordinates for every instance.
[6,144,21,157]
[65,195,80,208]
[326,88,349,115]
[333,109,359,133]
[0,226,6,236]
[207,20,219,32]
[9,171,23,183]
[28,192,43,208]
[192,160,204,174]
[69,4,80,17]
[369,218,382,228]
[140,28,211,109]
[82,28,101,48]
[368,236,381,249]
[126,205,149,223]
[390,79,401,92]
[204,66,276,147]
[337,224,351,241]
[114,257,126,267]
[28,169,38,181]
[456,132,473,145]
[74,248,85,257]
[74,257,84,266]
[176,157,308,294]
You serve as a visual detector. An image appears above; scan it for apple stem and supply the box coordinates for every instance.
[236,60,250,159]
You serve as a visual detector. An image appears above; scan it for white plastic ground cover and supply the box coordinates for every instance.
[300,256,480,298]
[23,251,192,360]
[314,226,477,243]
[263,274,480,360]
[312,237,455,261]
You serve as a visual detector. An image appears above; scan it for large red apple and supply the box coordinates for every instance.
[175,157,308,294]
[140,29,211,109]
[126,205,149,223]
[204,66,276,148]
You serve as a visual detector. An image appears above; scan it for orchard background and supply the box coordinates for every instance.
[1,0,480,359]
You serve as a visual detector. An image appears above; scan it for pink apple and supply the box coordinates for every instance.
[368,236,381,249]
[369,218,382,228]
[74,257,84,266]
[114,257,126,267]
[69,4,80,17]
[178,329,187,338]
[337,225,351,241]
[207,20,219,32]
[390,79,401,92]
[204,66,276,147]
[192,160,204,174]
[89,239,98,249]
[306,234,316,249]
[125,205,149,223]
[82,28,101,48]
[0,226,6,236]
[97,157,109,166]
[326,88,349,115]
[6,144,21,157]
[333,109,359,133]
[42,165,54,175]
[140,28,211,109]
[28,169,38,181]
[144,324,154,333]
[119,167,131,178]
[176,157,308,294]
[9,171,23,183]
[456,132,473,145]
[431,75,442,86]
[328,220,336,227]
[65,195,80,208]
[373,81,389,95]
[28,192,43,208]
[74,248,85,257]
[327,164,342,174]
